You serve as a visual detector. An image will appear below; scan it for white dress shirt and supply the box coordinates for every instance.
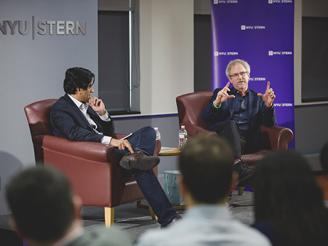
[68,94,112,144]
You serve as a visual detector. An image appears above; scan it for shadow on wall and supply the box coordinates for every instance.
[0,151,24,215]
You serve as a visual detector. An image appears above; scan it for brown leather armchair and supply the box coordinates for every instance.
[176,91,294,165]
[24,99,160,226]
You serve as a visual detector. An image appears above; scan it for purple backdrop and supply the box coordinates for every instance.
[211,0,294,145]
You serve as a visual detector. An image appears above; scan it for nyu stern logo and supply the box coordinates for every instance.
[0,20,29,35]
[241,25,266,31]
[0,17,86,40]
[268,0,293,4]
[214,0,238,4]
[215,51,239,56]
[268,50,292,56]
[249,77,266,82]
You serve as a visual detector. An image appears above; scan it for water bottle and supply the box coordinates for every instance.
[178,125,188,148]
[154,127,161,140]
[182,126,188,145]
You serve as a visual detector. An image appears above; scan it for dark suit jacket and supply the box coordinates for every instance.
[201,88,275,133]
[50,94,115,142]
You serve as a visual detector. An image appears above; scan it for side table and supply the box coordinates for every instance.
[159,147,185,210]
[159,147,181,156]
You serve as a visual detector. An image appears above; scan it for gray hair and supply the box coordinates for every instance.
[225,59,251,79]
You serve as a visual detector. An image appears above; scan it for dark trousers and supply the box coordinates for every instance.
[116,126,177,226]
[215,120,266,159]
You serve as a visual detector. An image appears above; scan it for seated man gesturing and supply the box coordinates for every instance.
[202,59,276,186]
[50,67,179,227]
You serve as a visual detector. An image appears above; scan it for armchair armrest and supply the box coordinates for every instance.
[260,126,293,150]
[42,135,116,162]
[42,135,162,161]
[185,124,216,137]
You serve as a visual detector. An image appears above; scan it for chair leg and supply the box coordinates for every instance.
[104,207,114,227]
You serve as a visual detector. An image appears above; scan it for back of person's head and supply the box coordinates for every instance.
[6,166,75,243]
[254,151,328,245]
[63,67,95,94]
[178,135,233,204]
[320,142,328,171]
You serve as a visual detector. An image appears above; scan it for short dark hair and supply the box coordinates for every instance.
[6,166,75,242]
[178,135,233,203]
[63,67,95,94]
[254,151,328,245]
[320,142,328,171]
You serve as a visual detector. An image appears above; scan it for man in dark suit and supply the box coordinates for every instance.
[202,59,276,185]
[50,67,179,227]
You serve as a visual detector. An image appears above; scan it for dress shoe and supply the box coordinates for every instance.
[232,160,254,186]
[160,214,182,228]
[119,151,160,171]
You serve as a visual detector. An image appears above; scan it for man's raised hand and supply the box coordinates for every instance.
[257,81,276,108]
[213,82,235,107]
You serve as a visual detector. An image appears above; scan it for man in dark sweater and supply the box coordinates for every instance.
[202,59,276,185]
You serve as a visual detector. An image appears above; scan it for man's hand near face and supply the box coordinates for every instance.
[89,97,107,116]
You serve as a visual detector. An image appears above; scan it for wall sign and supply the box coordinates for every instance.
[0,17,86,39]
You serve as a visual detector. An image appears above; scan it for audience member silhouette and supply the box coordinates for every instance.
[0,151,23,246]
[137,135,270,246]
[253,151,328,246]
[6,166,132,246]
[320,142,328,171]
[316,142,328,201]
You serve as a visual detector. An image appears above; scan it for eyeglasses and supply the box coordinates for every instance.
[229,71,249,79]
